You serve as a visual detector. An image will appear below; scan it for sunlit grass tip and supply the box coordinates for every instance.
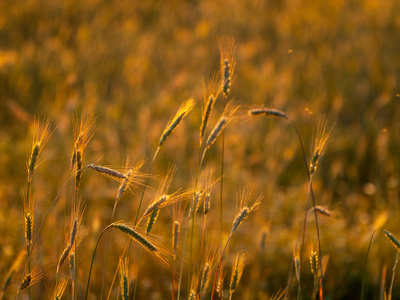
[309,116,334,175]
[205,101,239,150]
[200,74,223,143]
[218,36,236,98]
[159,98,196,146]
[229,252,246,297]
[231,188,263,234]
[19,264,43,290]
[27,117,52,182]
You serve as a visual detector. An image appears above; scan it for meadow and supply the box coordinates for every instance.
[1,0,400,299]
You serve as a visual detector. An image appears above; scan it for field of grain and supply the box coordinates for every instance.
[1,0,400,299]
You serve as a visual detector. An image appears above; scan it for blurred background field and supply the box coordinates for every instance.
[1,0,400,299]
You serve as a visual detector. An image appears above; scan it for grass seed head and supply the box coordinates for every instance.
[248,108,288,119]
[310,116,334,175]
[229,252,246,296]
[200,75,222,142]
[383,230,400,251]
[159,98,196,146]
[206,102,238,149]
[19,265,43,290]
[119,258,129,300]
[27,118,51,182]
[218,36,236,98]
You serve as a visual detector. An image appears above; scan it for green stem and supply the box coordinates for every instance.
[388,250,399,299]
[361,228,378,300]
[85,226,111,300]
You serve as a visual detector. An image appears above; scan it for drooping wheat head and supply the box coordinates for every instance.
[218,36,236,98]
[27,118,51,183]
[383,230,400,251]
[229,252,246,298]
[309,116,334,176]
[248,108,288,120]
[159,98,196,147]
[107,222,172,268]
[87,164,126,179]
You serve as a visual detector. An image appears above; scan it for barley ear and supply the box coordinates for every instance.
[159,98,196,146]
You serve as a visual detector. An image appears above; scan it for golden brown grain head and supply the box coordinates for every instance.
[27,118,51,182]
[200,169,216,215]
[57,245,71,274]
[146,206,160,235]
[231,188,263,234]
[116,157,147,199]
[108,222,172,269]
[218,36,236,98]
[19,264,43,290]
[199,240,219,294]
[71,113,96,172]
[229,252,246,296]
[88,164,126,179]
[70,199,86,248]
[205,101,239,149]
[248,107,288,120]
[119,258,129,300]
[22,191,34,249]
[159,98,196,146]
[309,116,334,175]
[52,276,69,300]
[200,74,222,143]
[309,250,318,275]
